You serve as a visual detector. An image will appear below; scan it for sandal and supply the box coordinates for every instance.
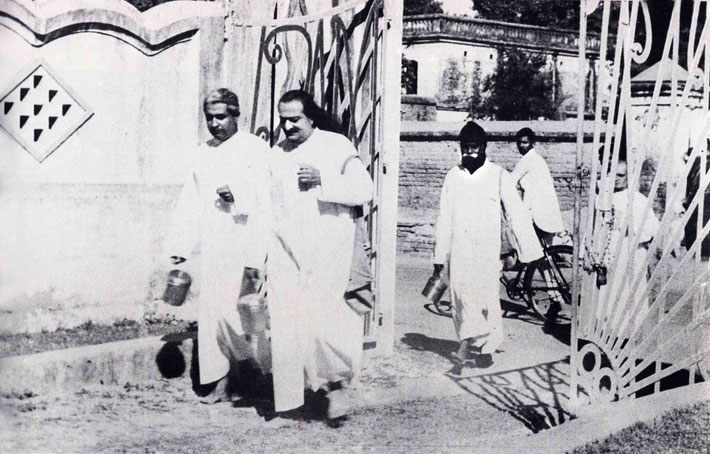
[449,351,467,364]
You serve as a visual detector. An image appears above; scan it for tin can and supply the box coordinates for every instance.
[422,274,448,304]
[163,270,191,306]
[596,265,608,288]
[237,293,269,333]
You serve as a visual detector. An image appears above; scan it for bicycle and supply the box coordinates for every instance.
[500,235,574,324]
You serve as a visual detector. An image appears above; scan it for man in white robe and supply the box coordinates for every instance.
[596,160,659,334]
[165,89,271,402]
[267,90,373,420]
[433,122,543,367]
[510,127,565,241]
[511,127,567,318]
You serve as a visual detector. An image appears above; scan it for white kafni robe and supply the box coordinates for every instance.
[166,131,271,385]
[510,148,565,234]
[434,162,542,353]
[597,189,659,331]
[267,128,373,412]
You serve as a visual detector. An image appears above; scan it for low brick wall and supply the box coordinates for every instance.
[398,120,598,259]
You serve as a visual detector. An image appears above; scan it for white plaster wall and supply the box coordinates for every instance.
[556,54,583,110]
[436,109,468,122]
[403,42,498,98]
[0,27,200,185]
[403,42,588,112]
[0,26,204,333]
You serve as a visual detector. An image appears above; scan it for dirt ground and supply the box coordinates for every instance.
[1,374,531,453]
[7,257,705,452]
[1,261,577,452]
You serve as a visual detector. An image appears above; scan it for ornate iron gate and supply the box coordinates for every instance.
[573,0,710,405]
[226,0,387,343]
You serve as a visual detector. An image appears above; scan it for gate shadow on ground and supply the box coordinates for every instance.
[448,359,573,433]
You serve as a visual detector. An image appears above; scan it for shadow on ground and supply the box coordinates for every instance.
[450,359,573,433]
[408,296,574,434]
[400,332,459,361]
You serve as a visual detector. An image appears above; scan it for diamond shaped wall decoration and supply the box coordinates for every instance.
[0,60,93,163]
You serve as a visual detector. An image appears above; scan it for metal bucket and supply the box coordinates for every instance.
[422,274,448,304]
[237,293,268,334]
[163,270,191,306]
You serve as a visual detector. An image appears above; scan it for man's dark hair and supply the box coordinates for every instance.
[279,89,343,134]
[204,88,240,117]
[597,141,627,165]
[459,121,487,148]
[515,127,535,143]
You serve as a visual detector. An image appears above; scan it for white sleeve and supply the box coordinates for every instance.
[241,155,272,270]
[433,171,454,265]
[500,170,543,263]
[318,154,374,206]
[165,171,201,261]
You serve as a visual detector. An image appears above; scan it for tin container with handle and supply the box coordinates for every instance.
[422,273,448,304]
[237,293,269,334]
[163,270,191,306]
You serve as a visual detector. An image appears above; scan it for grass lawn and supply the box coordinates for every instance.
[0,318,193,358]
[573,400,710,453]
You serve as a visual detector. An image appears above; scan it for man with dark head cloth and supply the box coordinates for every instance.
[165,88,272,403]
[432,121,542,367]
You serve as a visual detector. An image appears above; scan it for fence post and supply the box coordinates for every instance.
[375,0,403,357]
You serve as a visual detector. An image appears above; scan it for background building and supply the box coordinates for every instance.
[402,14,602,121]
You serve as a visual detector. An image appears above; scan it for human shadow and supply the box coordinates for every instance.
[400,332,460,362]
[448,358,574,433]
[499,299,541,324]
[500,298,572,346]
[155,328,197,380]
[542,320,571,346]
[423,298,537,322]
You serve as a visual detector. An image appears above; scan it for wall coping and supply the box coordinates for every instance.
[401,95,437,106]
[401,120,602,142]
[0,0,224,52]
[403,14,603,58]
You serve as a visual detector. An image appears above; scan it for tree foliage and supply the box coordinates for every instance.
[473,0,622,34]
[123,0,214,12]
[437,58,468,107]
[404,0,443,16]
[473,0,578,29]
[475,48,556,120]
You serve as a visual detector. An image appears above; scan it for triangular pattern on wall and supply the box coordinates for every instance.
[0,60,93,162]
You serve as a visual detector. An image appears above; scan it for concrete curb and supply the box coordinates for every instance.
[0,333,195,395]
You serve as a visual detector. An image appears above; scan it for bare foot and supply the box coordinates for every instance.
[327,388,358,421]
[199,376,230,404]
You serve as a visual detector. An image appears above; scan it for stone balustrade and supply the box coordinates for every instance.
[403,14,602,57]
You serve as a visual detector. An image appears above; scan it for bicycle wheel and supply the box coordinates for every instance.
[524,244,574,323]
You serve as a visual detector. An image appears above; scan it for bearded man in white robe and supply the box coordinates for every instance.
[267,90,373,422]
[165,88,271,403]
[433,122,542,367]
